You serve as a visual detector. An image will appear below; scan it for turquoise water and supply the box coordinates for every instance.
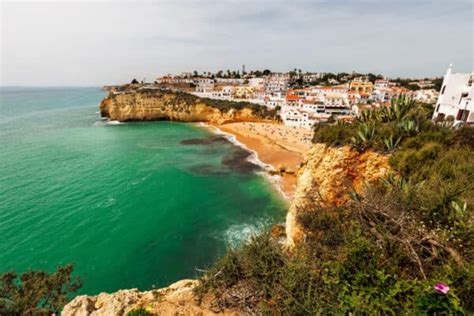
[0,87,286,295]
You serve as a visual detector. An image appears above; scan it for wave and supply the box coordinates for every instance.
[93,119,123,127]
[106,120,123,125]
[222,218,273,248]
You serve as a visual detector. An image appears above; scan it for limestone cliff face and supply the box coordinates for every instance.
[285,143,390,248]
[100,89,273,124]
[62,279,241,316]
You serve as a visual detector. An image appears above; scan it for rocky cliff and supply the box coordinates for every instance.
[285,143,390,248]
[99,88,276,124]
[63,141,390,315]
[63,279,241,316]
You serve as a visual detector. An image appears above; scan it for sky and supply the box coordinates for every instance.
[0,0,473,86]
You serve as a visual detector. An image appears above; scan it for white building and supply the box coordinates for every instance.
[432,65,473,125]
[264,76,289,93]
[248,78,265,88]
[281,108,331,129]
[374,79,390,89]
[414,89,439,104]
[194,78,215,93]
[263,94,285,108]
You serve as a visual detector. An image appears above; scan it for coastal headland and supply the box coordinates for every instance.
[100,86,312,198]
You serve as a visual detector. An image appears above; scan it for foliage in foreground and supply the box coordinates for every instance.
[196,98,473,314]
[0,264,82,315]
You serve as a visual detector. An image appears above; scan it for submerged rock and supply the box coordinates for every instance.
[221,148,261,174]
[180,135,229,145]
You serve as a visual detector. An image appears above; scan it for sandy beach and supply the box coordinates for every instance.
[214,122,313,199]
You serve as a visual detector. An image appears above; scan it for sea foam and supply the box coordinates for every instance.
[223,218,272,249]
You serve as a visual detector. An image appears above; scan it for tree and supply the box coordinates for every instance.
[262,69,271,76]
[193,71,198,77]
[0,264,82,315]
[432,77,443,91]
[131,78,139,84]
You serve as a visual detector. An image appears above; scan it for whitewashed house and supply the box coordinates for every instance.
[248,78,265,89]
[414,89,439,104]
[432,65,473,125]
[194,78,215,93]
[264,75,289,94]
[374,79,390,89]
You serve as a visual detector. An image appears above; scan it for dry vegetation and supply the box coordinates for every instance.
[196,98,473,314]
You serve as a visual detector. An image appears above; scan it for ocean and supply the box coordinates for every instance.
[0,87,286,295]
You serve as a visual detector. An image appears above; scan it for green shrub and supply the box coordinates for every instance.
[312,122,355,146]
[127,307,152,316]
[0,264,82,315]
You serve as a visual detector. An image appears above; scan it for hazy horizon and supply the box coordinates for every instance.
[1,0,473,86]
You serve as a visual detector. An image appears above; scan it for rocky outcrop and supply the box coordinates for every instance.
[62,279,240,316]
[62,137,390,314]
[100,89,275,124]
[285,143,390,248]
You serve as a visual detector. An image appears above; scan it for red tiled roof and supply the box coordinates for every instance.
[286,94,301,101]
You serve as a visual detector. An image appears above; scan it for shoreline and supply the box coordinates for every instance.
[205,122,313,200]
[208,123,289,200]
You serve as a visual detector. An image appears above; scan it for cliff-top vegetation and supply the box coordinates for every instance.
[196,97,473,314]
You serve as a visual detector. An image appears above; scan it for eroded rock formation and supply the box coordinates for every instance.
[100,89,275,124]
[62,279,241,316]
[285,143,390,248]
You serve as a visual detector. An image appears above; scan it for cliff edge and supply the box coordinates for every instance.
[99,88,277,124]
[285,143,390,248]
[63,279,241,316]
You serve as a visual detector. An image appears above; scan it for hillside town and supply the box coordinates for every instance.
[146,65,472,129]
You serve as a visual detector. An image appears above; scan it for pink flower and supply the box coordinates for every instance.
[434,282,450,294]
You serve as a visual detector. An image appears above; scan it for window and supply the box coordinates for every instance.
[457,109,470,121]
[436,103,441,112]
[441,85,446,94]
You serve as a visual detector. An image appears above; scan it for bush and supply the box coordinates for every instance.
[0,264,82,315]
[312,97,442,152]
[127,307,152,316]
[312,122,355,146]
